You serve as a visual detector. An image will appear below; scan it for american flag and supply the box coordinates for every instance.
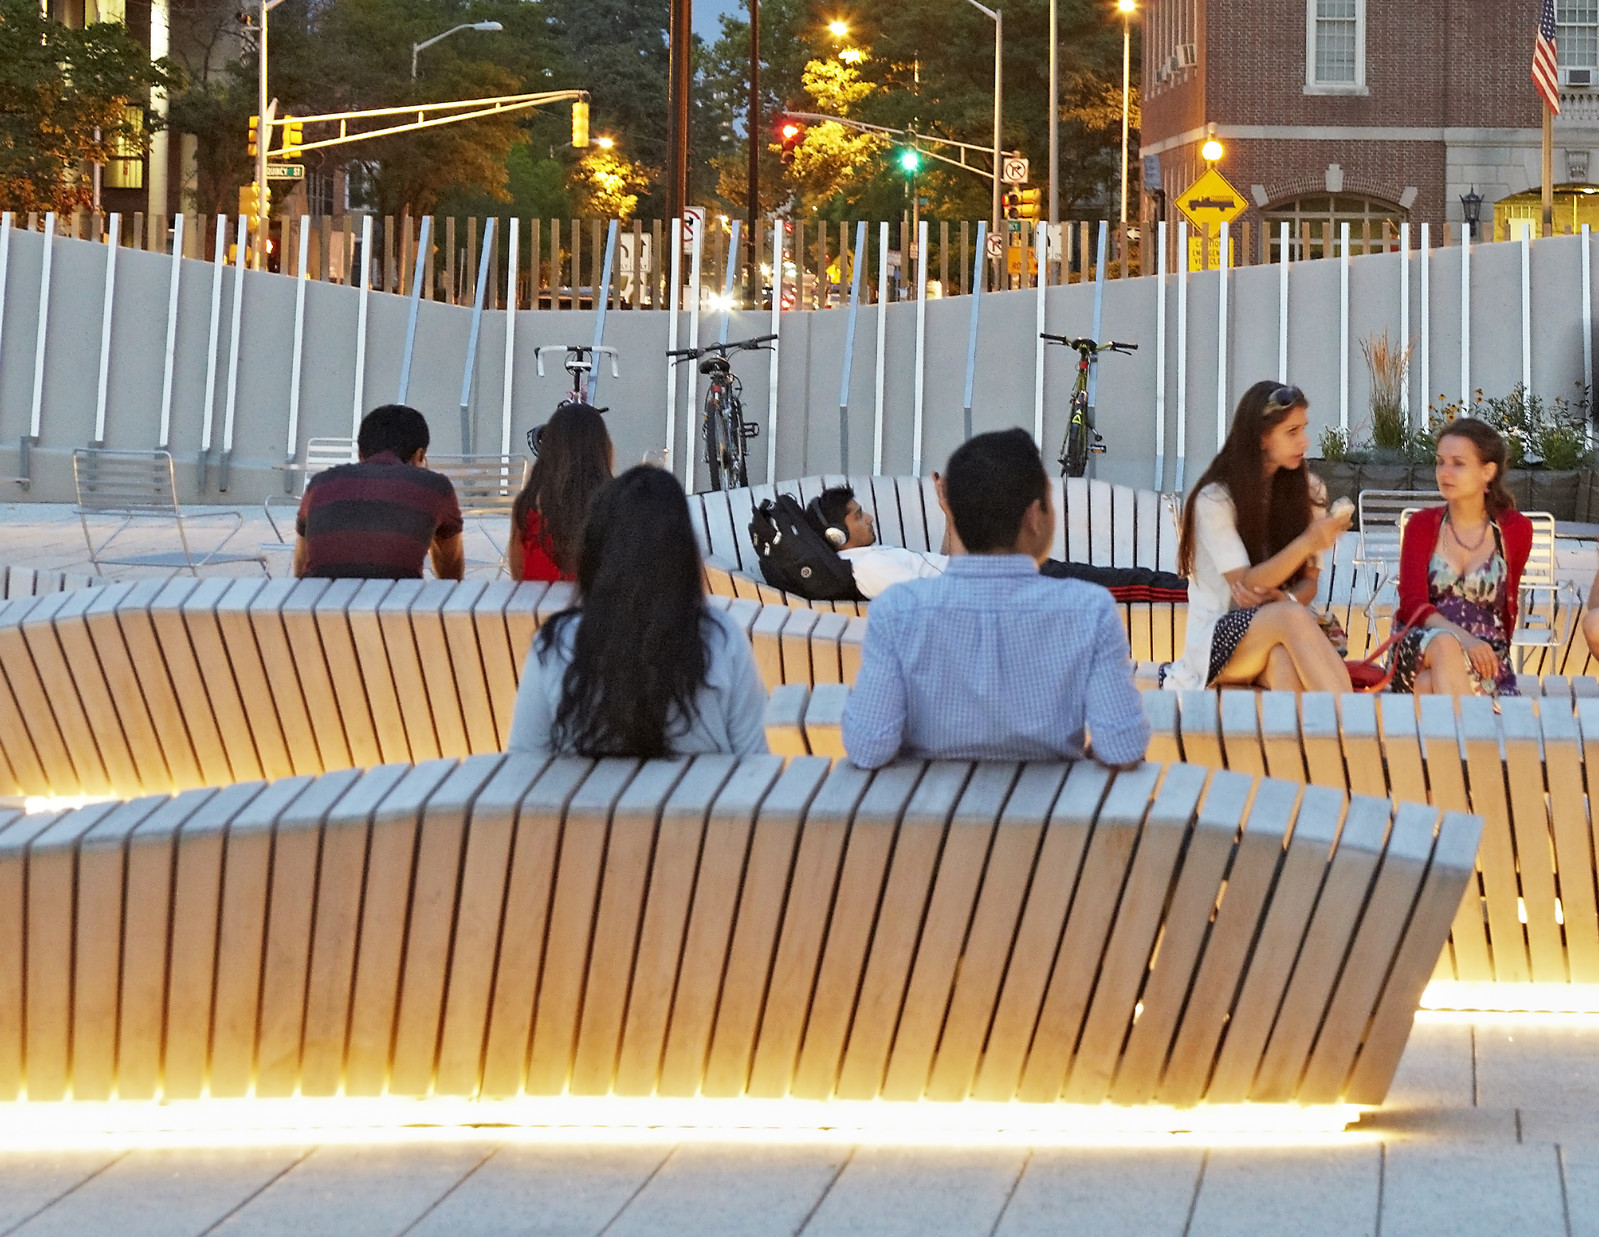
[1534,0,1561,115]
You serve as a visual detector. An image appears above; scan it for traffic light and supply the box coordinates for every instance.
[572,99,589,148]
[898,146,921,175]
[1004,188,1041,221]
[237,182,261,229]
[779,120,803,164]
[280,116,303,160]
[248,114,259,158]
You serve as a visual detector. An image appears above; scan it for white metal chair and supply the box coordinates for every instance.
[1512,510,1581,671]
[1358,488,1442,624]
[428,453,530,577]
[73,448,268,577]
[263,436,359,545]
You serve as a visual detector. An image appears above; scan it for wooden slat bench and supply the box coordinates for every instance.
[0,754,1478,1107]
[697,476,1187,664]
[1141,688,1599,988]
[0,581,874,799]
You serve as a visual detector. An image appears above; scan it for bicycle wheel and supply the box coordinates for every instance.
[1062,394,1090,478]
[726,399,750,489]
[703,388,733,491]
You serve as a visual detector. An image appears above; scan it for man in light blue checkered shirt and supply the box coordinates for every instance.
[842,429,1150,770]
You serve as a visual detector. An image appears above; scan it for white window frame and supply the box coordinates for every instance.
[1304,0,1367,94]
[1557,0,1599,70]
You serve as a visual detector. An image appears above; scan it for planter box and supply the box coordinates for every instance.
[1307,460,1595,522]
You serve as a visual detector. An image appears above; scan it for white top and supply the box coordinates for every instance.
[840,546,948,599]
[507,606,770,756]
[1164,478,1325,691]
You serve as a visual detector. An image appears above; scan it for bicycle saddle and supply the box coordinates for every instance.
[699,356,731,375]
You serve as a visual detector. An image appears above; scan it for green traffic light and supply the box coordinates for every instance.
[899,148,920,173]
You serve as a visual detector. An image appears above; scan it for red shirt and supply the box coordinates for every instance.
[522,510,575,583]
[1396,505,1532,632]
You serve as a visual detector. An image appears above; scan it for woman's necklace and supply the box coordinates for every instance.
[1449,513,1491,553]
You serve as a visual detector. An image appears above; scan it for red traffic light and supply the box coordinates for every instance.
[779,119,805,164]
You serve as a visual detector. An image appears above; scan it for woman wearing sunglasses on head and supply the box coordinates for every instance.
[509,403,613,583]
[1163,380,1354,693]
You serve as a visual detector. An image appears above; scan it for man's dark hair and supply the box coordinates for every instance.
[357,404,431,462]
[943,428,1048,553]
[811,485,855,534]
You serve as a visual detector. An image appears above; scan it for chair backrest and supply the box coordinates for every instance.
[299,437,359,495]
[72,449,179,515]
[1356,489,1441,563]
[429,454,529,515]
[1521,510,1559,586]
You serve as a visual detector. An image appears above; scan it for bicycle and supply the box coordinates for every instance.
[666,333,776,491]
[527,344,619,455]
[1041,335,1137,478]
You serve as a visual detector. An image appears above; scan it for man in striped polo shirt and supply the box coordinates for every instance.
[294,404,466,580]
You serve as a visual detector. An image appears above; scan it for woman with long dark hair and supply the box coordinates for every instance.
[1164,380,1353,692]
[1388,418,1531,696]
[508,403,613,582]
[507,465,769,757]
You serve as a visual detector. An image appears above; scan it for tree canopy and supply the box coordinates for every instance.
[0,0,179,214]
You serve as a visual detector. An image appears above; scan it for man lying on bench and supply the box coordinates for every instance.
[805,483,1189,603]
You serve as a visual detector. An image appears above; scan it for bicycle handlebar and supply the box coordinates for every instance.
[666,333,779,360]
[535,344,620,378]
[1039,334,1137,355]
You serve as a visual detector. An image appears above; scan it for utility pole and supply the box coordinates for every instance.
[746,0,760,304]
[253,0,285,271]
[1047,0,1058,279]
[666,0,692,230]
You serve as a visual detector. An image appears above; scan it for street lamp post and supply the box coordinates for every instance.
[745,0,760,304]
[1118,0,1134,224]
[1048,0,1057,258]
[411,21,503,79]
[958,0,1003,263]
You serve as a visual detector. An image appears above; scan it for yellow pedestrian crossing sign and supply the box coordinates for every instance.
[1177,167,1246,231]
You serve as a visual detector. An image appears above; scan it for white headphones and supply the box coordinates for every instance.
[806,497,850,548]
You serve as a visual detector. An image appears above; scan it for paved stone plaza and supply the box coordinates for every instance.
[0,1016,1590,1236]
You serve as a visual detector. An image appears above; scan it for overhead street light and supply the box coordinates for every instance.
[1201,137,1224,164]
[1117,0,1135,225]
[412,22,504,79]
[828,19,849,36]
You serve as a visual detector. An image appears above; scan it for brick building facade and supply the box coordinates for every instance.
[1138,1,1599,257]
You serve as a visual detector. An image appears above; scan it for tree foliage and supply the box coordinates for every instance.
[0,0,180,213]
[700,0,1138,222]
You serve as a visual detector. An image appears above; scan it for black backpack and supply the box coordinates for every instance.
[748,494,864,601]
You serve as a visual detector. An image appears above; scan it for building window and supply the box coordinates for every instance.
[1263,194,1406,261]
[1306,0,1365,91]
[1559,0,1599,69]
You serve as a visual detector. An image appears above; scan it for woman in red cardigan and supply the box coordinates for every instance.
[1389,418,1531,697]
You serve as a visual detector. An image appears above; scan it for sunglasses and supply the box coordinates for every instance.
[1268,385,1306,409]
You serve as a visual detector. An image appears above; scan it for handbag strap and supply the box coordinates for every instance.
[1354,620,1414,668]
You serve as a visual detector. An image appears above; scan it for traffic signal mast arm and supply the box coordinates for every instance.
[261,89,590,157]
[781,111,1020,184]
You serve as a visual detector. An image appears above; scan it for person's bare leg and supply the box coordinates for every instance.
[1212,601,1352,692]
[1584,607,1599,663]
[1417,632,1472,696]
[1260,644,1305,692]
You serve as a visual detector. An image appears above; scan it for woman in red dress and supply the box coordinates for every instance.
[509,403,613,583]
